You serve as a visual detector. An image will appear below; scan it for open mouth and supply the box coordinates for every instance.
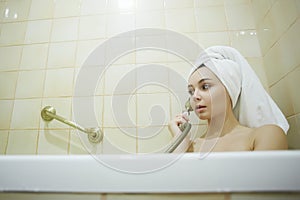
[196,105,206,112]
[196,105,206,109]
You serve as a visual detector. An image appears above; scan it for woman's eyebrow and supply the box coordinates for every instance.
[198,78,211,84]
[188,78,211,88]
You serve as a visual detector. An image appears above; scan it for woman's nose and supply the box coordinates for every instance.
[192,89,201,101]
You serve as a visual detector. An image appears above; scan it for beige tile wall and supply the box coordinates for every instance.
[252,0,300,149]
[0,0,285,155]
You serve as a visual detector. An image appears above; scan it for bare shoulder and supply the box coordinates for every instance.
[253,125,288,150]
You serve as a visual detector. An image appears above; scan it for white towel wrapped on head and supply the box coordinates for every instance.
[192,46,289,134]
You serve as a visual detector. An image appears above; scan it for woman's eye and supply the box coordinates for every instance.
[202,84,210,90]
[188,90,194,96]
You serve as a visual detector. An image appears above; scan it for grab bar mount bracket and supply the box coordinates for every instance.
[41,106,56,121]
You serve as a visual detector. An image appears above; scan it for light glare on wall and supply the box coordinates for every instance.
[118,0,134,10]
[4,8,9,18]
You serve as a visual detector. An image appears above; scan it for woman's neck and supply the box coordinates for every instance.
[206,109,240,138]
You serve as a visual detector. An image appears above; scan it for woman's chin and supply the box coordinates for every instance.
[197,114,209,121]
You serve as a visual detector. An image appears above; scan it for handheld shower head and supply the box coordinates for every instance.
[184,98,193,114]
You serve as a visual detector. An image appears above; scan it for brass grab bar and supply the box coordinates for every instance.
[41,106,103,143]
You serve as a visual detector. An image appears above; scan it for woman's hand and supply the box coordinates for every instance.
[168,113,192,153]
[168,113,189,137]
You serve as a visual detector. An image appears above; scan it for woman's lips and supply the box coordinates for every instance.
[195,105,207,112]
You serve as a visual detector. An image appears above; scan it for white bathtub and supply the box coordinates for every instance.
[1,151,300,193]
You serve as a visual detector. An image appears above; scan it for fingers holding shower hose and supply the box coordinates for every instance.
[167,112,192,153]
[168,112,189,136]
[175,112,190,126]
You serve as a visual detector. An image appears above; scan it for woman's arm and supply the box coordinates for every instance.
[168,114,193,153]
[253,125,288,150]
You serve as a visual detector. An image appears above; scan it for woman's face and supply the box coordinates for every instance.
[188,67,231,121]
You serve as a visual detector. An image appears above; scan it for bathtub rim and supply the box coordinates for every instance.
[1,150,300,193]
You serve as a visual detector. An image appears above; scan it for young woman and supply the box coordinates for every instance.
[169,46,288,152]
